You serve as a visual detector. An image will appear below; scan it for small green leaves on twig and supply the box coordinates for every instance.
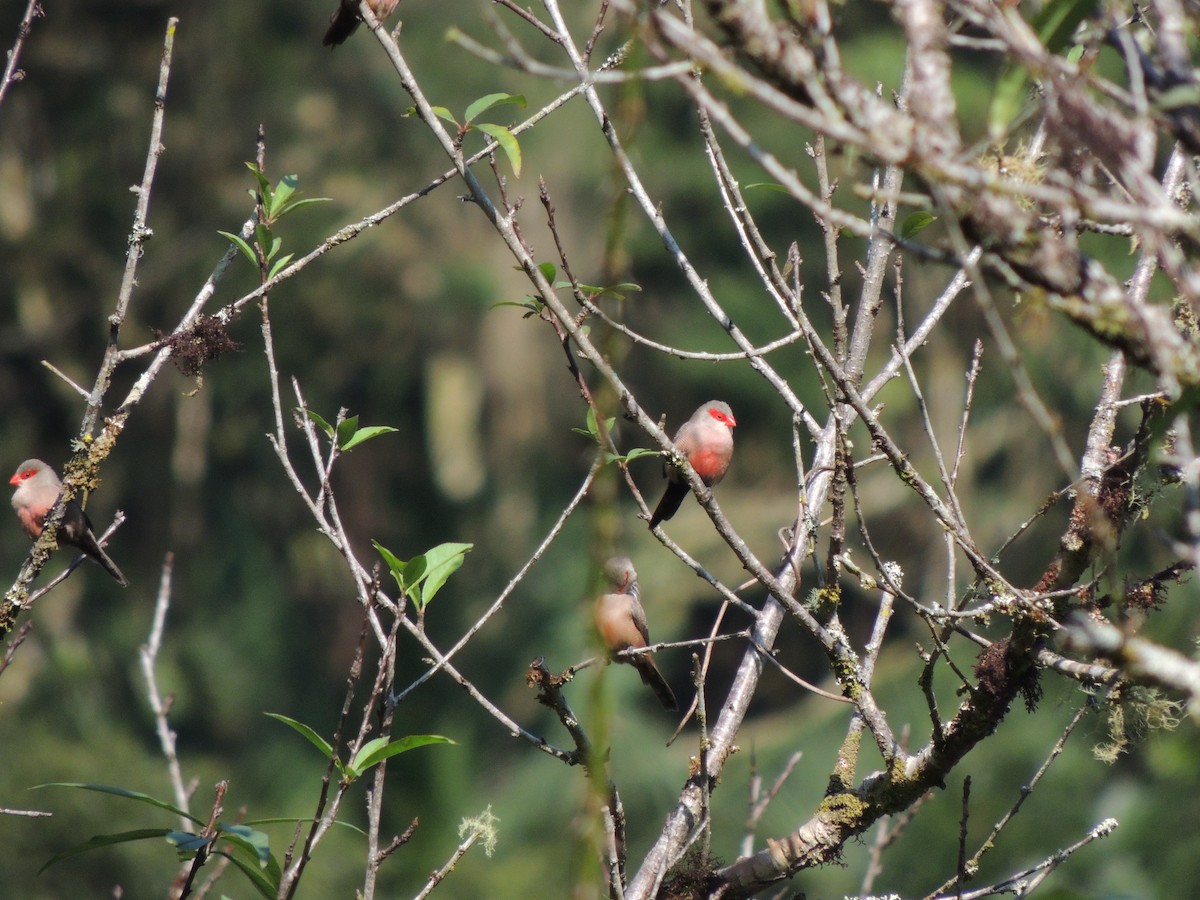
[373,540,473,611]
[265,713,454,783]
[245,164,329,224]
[410,93,526,176]
[573,407,659,465]
[543,259,643,301]
[35,783,281,898]
[195,824,277,897]
[219,164,329,281]
[493,260,642,316]
[303,410,399,451]
[572,406,614,442]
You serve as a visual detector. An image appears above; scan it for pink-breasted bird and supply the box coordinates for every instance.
[593,556,677,711]
[323,0,400,46]
[9,459,128,587]
[649,400,736,528]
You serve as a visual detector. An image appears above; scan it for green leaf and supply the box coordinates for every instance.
[606,447,663,464]
[464,92,526,124]
[374,541,406,578]
[268,253,295,281]
[215,828,278,899]
[242,815,367,836]
[900,211,936,239]
[35,783,201,825]
[417,542,473,606]
[264,713,335,761]
[537,261,557,282]
[218,823,273,864]
[492,298,544,318]
[340,425,399,452]
[348,734,455,778]
[429,105,458,126]
[743,182,789,193]
[218,231,258,267]
[273,196,331,219]
[245,161,271,198]
[255,223,273,256]
[573,408,616,442]
[336,415,360,448]
[303,408,335,438]
[374,541,472,609]
[1156,84,1200,111]
[266,235,283,262]
[167,831,215,856]
[40,828,172,873]
[474,122,522,177]
[268,174,299,219]
[216,852,276,899]
[586,281,642,300]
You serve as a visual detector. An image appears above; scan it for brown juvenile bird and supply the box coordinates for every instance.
[593,556,677,711]
[9,458,128,587]
[323,0,401,47]
[649,400,736,528]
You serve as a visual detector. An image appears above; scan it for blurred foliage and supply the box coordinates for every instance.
[0,0,1196,898]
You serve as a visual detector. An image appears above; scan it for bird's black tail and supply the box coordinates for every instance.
[649,480,688,528]
[84,542,128,588]
[636,657,678,711]
[323,2,361,46]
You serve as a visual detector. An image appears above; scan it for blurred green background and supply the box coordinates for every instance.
[0,1,1195,897]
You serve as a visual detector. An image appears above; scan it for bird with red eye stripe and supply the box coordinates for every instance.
[649,400,736,528]
[9,459,128,587]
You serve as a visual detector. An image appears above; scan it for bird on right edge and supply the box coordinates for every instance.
[323,0,400,47]
[649,400,736,528]
[593,556,677,711]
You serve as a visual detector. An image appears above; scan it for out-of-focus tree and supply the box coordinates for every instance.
[2,0,1200,897]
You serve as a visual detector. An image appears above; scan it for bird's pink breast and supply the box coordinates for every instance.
[690,447,731,483]
[16,505,47,539]
[595,595,643,651]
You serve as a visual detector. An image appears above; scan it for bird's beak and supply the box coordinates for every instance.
[8,474,21,485]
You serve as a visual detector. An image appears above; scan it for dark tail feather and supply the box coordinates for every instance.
[635,658,678,711]
[323,4,361,46]
[649,480,688,527]
[83,540,129,587]
[61,504,129,587]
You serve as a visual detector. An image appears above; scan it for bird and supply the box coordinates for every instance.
[649,400,736,528]
[9,459,128,587]
[593,556,677,711]
[323,0,401,47]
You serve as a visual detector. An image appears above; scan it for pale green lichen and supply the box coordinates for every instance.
[459,805,500,857]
